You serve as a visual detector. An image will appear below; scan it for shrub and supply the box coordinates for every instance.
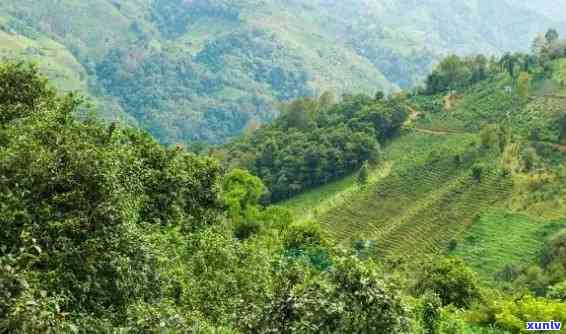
[234,219,262,240]
[414,258,481,308]
[547,281,566,301]
[472,163,485,183]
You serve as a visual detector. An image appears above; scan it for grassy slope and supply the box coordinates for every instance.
[282,162,393,223]
[0,29,86,92]
[452,210,566,280]
[283,69,566,273]
[415,60,566,143]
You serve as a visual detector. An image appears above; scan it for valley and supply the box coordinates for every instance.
[1,2,566,333]
[1,0,566,144]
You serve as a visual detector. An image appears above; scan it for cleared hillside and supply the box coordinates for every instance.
[283,58,566,277]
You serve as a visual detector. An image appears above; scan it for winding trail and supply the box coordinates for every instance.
[406,105,566,151]
[414,127,463,135]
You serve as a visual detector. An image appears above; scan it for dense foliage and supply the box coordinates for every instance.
[424,55,497,95]
[95,28,311,144]
[222,93,408,201]
[424,29,566,95]
[0,61,417,333]
[0,62,224,329]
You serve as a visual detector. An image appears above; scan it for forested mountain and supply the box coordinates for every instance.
[1,0,565,143]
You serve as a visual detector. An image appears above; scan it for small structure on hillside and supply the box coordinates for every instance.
[504,85,513,94]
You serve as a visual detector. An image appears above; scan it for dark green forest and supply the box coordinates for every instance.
[222,93,407,201]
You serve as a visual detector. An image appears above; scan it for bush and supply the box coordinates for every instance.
[414,258,481,308]
[284,222,325,251]
[480,295,566,333]
[421,293,442,334]
[541,230,566,267]
[259,257,411,333]
[547,281,566,301]
[438,306,467,334]
[472,163,485,183]
[234,219,262,240]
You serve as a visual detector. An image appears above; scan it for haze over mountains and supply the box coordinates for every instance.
[2,2,566,332]
[0,0,565,143]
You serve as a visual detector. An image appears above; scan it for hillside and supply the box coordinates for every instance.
[279,55,566,285]
[1,0,566,144]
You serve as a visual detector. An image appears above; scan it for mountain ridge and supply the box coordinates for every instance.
[0,0,565,143]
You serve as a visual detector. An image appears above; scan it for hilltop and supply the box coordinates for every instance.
[1,0,566,144]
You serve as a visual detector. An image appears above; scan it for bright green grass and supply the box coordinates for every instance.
[282,131,477,223]
[452,210,566,280]
[314,131,511,258]
[281,173,356,220]
[553,58,566,84]
[281,162,393,223]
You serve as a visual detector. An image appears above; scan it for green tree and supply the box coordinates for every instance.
[0,62,225,330]
[222,169,265,219]
[0,62,56,124]
[480,124,498,150]
[521,147,538,172]
[548,281,566,301]
[414,258,481,308]
[545,28,560,44]
[356,161,370,189]
[260,257,410,333]
[183,227,275,329]
[499,53,519,80]
[421,293,442,334]
[284,222,326,251]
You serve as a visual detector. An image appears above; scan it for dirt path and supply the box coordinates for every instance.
[543,94,566,100]
[414,127,463,135]
[407,105,566,151]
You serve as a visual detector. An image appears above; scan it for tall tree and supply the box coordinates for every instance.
[545,28,560,44]
[532,34,548,55]
[356,161,370,189]
[499,53,518,80]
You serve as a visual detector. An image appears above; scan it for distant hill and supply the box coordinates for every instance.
[0,0,565,143]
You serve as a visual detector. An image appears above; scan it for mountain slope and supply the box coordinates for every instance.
[278,57,566,276]
[0,0,565,143]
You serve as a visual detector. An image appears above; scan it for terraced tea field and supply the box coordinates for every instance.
[318,138,513,259]
[284,129,517,259]
[452,210,566,280]
[284,67,566,262]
